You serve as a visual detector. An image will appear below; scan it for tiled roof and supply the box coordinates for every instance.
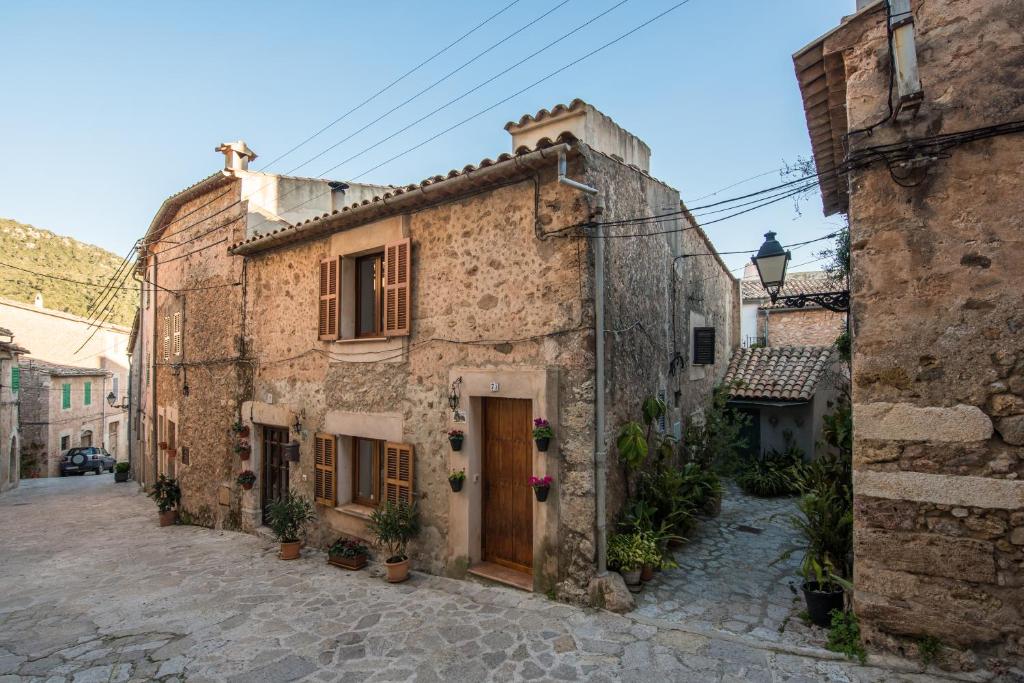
[741,271,839,308]
[23,358,111,378]
[724,345,834,402]
[229,134,579,255]
[504,98,589,131]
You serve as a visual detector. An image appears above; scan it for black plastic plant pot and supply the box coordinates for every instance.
[802,581,845,627]
[449,478,464,492]
[534,437,550,452]
[449,436,464,452]
[534,486,550,502]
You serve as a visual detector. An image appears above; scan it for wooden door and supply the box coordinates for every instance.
[482,398,533,573]
[261,426,290,525]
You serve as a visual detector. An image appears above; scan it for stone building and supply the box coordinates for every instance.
[0,328,29,494]
[794,0,1024,669]
[0,295,130,459]
[19,360,112,477]
[135,100,739,600]
[740,268,846,348]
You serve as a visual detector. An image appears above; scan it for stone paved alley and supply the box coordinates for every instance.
[0,477,960,682]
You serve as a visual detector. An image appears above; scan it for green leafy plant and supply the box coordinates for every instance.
[532,418,554,440]
[148,475,181,513]
[114,462,130,474]
[682,384,750,473]
[735,446,803,497]
[267,494,315,543]
[607,532,654,572]
[329,537,369,558]
[448,469,466,484]
[781,488,854,587]
[236,470,256,487]
[918,636,942,667]
[826,609,866,664]
[367,500,420,562]
[616,422,649,471]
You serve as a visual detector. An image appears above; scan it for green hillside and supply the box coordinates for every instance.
[0,218,137,327]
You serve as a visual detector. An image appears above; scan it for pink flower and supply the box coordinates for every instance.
[528,475,553,488]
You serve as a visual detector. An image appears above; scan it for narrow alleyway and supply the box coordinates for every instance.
[632,483,822,651]
[0,477,947,682]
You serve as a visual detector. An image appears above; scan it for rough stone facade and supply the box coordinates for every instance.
[0,333,27,494]
[762,307,845,348]
[795,0,1024,670]
[136,102,738,602]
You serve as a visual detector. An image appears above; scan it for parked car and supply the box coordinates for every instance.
[59,447,115,476]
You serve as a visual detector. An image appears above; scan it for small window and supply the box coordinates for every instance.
[61,383,71,409]
[356,253,385,338]
[84,381,92,406]
[693,327,716,365]
[60,435,70,450]
[11,366,19,394]
[352,437,383,506]
[111,375,119,399]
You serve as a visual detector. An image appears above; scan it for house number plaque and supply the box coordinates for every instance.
[490,382,500,392]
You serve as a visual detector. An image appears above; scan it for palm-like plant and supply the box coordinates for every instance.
[267,494,315,543]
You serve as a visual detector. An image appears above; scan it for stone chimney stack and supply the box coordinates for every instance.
[215,140,257,173]
[505,99,651,173]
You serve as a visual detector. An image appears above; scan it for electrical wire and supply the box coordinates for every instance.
[0,261,239,294]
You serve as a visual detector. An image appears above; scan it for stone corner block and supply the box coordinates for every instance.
[855,402,993,443]
[587,573,634,613]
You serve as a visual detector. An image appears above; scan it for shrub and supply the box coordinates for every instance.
[367,500,420,562]
[114,462,130,474]
[148,475,181,513]
[329,537,369,558]
[735,448,803,497]
[827,609,866,664]
[608,532,658,572]
[267,494,315,543]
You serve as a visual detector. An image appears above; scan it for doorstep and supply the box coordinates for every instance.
[467,561,533,592]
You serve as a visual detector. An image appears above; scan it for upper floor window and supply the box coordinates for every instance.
[84,381,92,406]
[111,375,119,399]
[318,238,412,341]
[10,366,19,394]
[693,327,716,365]
[61,383,71,410]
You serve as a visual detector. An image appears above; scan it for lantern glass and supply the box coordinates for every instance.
[751,231,791,298]
[106,391,117,407]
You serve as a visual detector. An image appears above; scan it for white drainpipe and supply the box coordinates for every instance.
[557,150,609,576]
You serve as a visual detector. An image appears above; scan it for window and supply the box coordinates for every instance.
[162,315,171,362]
[61,383,71,410]
[84,381,92,406]
[656,388,667,433]
[11,366,19,394]
[60,435,70,450]
[81,430,92,447]
[356,253,384,338]
[693,327,716,365]
[172,312,182,356]
[111,375,119,400]
[167,420,176,451]
[352,437,382,506]
[317,238,412,341]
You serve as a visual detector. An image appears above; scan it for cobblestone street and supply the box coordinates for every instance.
[0,477,953,682]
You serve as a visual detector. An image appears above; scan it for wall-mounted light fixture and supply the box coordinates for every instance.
[105,391,129,410]
[448,377,463,411]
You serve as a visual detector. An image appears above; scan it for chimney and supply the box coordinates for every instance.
[33,292,44,309]
[215,140,257,172]
[742,263,759,281]
[505,99,651,173]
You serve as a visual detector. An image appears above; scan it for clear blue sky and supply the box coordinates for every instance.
[0,0,851,273]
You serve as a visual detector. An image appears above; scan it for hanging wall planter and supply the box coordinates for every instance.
[284,440,301,463]
[529,475,552,502]
[234,441,251,460]
[236,470,256,491]
[532,418,553,452]
[448,469,465,492]
[448,430,464,451]
[231,421,250,438]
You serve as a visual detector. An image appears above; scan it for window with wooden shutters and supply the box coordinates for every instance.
[383,441,414,506]
[314,433,337,506]
[693,327,716,365]
[172,312,182,356]
[383,238,411,336]
[318,258,339,340]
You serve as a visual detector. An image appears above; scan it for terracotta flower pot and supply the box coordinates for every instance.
[236,448,251,460]
[234,426,250,438]
[641,564,655,582]
[385,557,410,583]
[241,482,253,491]
[158,509,177,527]
[279,541,301,560]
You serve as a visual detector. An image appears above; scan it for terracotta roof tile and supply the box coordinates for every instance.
[724,345,834,402]
[741,271,841,308]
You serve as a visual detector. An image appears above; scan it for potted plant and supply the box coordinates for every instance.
[148,475,181,526]
[231,420,250,438]
[236,470,256,491]
[267,493,315,560]
[234,440,251,460]
[532,418,553,452]
[367,500,420,583]
[608,532,645,593]
[158,441,168,451]
[328,537,370,570]
[447,429,464,451]
[114,461,130,483]
[448,469,466,492]
[529,475,552,502]
[639,531,662,582]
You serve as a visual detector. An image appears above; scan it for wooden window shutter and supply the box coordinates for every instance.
[383,442,414,506]
[383,238,411,336]
[314,433,336,506]
[318,258,339,340]
[693,327,716,365]
[162,315,171,362]
[172,312,182,356]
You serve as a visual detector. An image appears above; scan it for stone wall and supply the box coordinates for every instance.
[815,0,1024,669]
[0,353,20,493]
[763,307,844,347]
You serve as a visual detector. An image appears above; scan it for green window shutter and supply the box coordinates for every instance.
[84,381,91,406]
[10,366,19,393]
[62,383,71,409]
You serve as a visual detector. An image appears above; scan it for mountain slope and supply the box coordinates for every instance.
[0,218,137,327]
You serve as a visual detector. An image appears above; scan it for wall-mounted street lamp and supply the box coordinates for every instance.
[106,391,129,410]
[752,231,850,313]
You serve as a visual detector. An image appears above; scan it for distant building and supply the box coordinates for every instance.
[740,266,846,348]
[0,295,130,463]
[19,359,112,477]
[0,327,29,494]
